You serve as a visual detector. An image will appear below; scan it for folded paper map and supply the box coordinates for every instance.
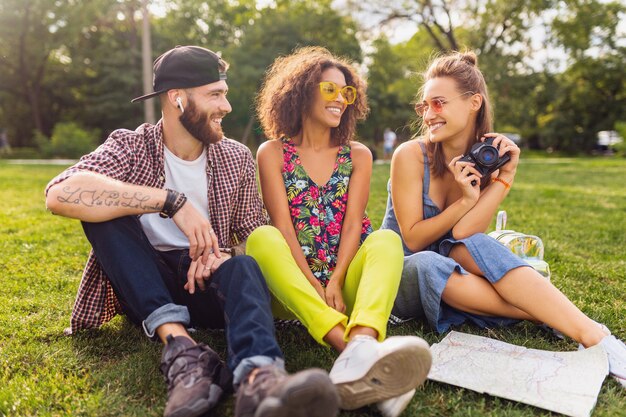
[428,331,608,417]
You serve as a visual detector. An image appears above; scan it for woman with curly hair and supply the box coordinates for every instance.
[246,46,432,416]
[381,50,626,388]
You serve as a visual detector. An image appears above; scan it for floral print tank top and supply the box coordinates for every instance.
[282,137,373,286]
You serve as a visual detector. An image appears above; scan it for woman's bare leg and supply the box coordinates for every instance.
[450,244,608,347]
[324,325,348,352]
[442,270,536,320]
[348,325,378,340]
[494,268,607,346]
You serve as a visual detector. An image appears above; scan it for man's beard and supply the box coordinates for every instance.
[179,99,224,145]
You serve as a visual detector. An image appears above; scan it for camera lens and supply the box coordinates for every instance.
[477,145,498,166]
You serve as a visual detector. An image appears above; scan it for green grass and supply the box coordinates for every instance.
[1,156,625,416]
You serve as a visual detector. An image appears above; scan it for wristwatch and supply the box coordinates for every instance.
[219,247,234,255]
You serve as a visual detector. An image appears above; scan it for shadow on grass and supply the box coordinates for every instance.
[21,313,622,417]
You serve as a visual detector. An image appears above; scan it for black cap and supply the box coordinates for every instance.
[131,45,227,102]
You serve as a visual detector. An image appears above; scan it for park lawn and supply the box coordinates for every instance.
[0,156,625,417]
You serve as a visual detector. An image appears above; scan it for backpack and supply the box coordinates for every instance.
[488,211,551,280]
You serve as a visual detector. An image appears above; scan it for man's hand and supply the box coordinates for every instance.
[172,202,220,263]
[324,280,346,313]
[184,252,232,294]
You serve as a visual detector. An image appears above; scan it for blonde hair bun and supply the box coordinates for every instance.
[460,51,478,67]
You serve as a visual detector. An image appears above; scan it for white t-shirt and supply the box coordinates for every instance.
[139,146,209,250]
[384,130,397,148]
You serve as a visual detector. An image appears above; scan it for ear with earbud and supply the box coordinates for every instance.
[176,97,184,113]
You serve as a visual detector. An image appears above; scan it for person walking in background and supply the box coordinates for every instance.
[247,46,432,417]
[381,50,626,388]
[45,45,340,417]
[383,127,397,161]
[0,127,11,154]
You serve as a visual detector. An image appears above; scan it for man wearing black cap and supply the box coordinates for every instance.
[45,45,339,417]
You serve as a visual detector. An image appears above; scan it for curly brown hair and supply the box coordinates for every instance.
[256,46,369,145]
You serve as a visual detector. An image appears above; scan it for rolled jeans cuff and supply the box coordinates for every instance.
[142,303,190,338]
[233,356,285,388]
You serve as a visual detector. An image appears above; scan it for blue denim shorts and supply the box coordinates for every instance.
[392,233,530,333]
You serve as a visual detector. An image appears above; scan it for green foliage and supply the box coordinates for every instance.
[36,122,99,158]
[536,53,626,152]
[1,158,625,416]
[614,122,626,140]
[1,0,625,153]
[347,0,626,151]
[360,36,425,144]
[611,122,626,156]
[551,0,624,59]
[153,0,256,50]
[0,0,128,145]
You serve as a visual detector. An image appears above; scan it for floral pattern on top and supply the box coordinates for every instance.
[281,137,373,286]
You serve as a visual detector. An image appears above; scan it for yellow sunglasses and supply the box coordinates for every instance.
[319,81,357,105]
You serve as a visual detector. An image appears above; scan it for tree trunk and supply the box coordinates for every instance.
[240,115,255,145]
[18,3,47,137]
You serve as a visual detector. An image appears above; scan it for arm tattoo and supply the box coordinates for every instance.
[57,186,163,212]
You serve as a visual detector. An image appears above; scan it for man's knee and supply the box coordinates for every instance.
[81,216,141,242]
[217,255,267,288]
[227,254,260,273]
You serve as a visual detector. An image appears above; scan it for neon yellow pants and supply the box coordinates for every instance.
[246,225,403,346]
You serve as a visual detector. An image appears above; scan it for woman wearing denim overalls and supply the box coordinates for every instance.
[381,51,626,388]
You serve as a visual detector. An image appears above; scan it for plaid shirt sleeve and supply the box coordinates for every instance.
[47,124,162,334]
[45,130,137,195]
[230,145,268,244]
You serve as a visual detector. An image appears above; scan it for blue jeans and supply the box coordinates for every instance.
[81,216,283,384]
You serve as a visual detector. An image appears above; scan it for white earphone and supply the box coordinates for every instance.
[176,97,184,113]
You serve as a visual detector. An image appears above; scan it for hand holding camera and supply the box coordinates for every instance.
[458,137,511,186]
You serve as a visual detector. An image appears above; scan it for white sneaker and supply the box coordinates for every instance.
[577,321,611,350]
[329,335,431,410]
[376,389,416,417]
[600,335,626,389]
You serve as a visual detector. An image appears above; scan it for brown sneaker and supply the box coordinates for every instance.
[234,365,339,417]
[160,335,231,417]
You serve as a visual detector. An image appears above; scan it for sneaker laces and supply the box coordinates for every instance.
[235,365,287,417]
[245,365,285,394]
[160,342,219,393]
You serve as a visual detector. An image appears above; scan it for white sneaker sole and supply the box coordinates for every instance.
[335,340,431,410]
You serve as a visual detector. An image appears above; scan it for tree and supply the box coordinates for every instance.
[151,0,257,52]
[551,0,624,61]
[361,33,437,144]
[346,0,461,51]
[351,0,625,150]
[63,0,146,138]
[2,0,622,152]
[537,52,626,151]
[345,0,554,57]
[345,0,557,147]
[0,0,144,146]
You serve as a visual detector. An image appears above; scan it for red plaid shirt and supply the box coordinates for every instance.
[46,120,267,334]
